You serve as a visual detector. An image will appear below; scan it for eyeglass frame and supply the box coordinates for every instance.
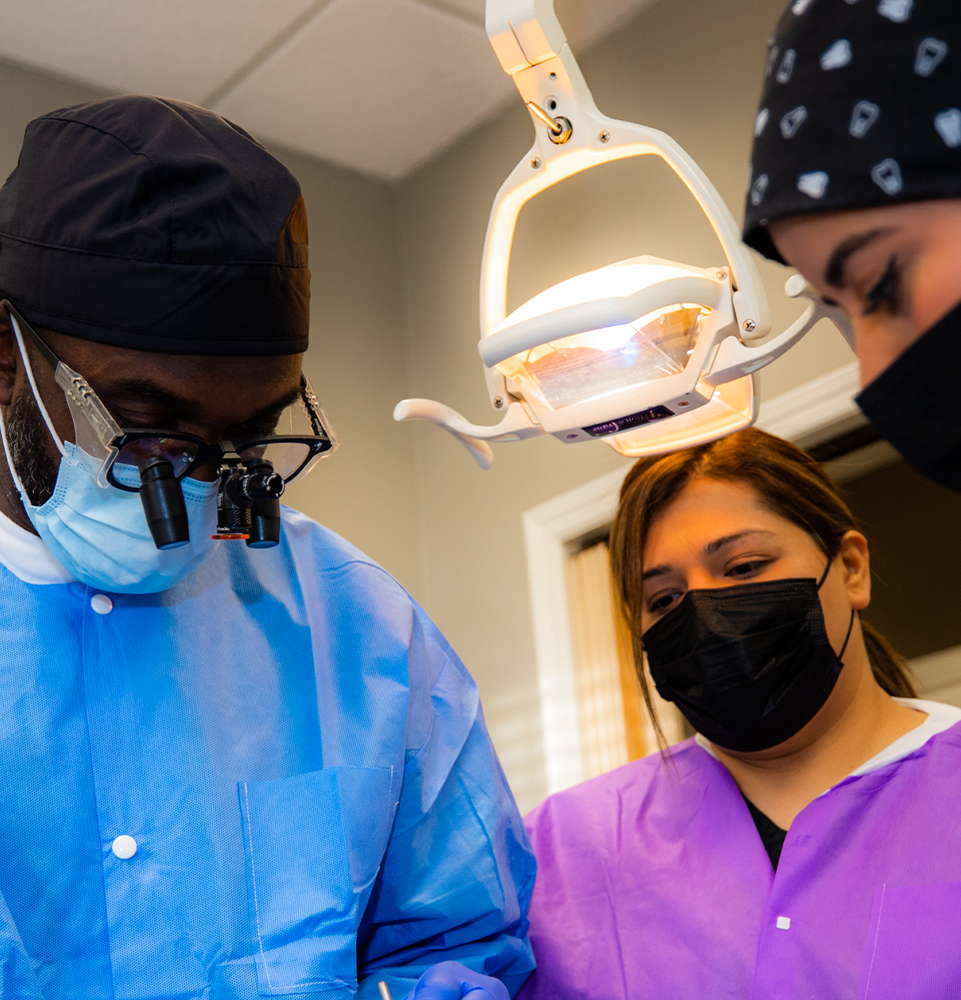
[1,298,337,492]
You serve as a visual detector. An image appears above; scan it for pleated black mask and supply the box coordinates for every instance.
[855,298,961,492]
[642,561,854,752]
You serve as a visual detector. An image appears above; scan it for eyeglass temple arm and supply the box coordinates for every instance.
[2,300,60,371]
[300,373,339,452]
[2,299,123,450]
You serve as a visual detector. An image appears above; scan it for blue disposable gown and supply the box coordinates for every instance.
[0,509,535,1000]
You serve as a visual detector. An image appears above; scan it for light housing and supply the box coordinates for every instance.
[486,260,718,411]
[478,254,760,456]
[393,0,853,469]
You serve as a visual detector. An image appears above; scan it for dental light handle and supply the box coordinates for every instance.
[393,398,544,469]
[701,275,855,387]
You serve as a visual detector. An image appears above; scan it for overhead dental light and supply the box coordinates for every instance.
[394,0,852,468]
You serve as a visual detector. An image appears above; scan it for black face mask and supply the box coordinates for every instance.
[642,561,854,753]
[855,299,961,493]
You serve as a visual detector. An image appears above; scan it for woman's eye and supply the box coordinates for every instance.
[727,559,769,579]
[648,592,682,614]
[863,254,902,316]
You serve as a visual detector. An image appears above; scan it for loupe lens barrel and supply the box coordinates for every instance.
[139,457,190,549]
[217,458,283,547]
[244,472,284,500]
[242,459,282,547]
[224,470,285,504]
[247,498,281,548]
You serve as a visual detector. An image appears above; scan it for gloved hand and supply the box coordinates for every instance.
[407,961,510,1000]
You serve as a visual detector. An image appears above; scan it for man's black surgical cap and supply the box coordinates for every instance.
[743,0,961,264]
[0,95,309,354]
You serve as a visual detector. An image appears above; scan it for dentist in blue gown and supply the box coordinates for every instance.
[0,96,534,1000]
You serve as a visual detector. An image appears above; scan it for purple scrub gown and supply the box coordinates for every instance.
[520,728,961,999]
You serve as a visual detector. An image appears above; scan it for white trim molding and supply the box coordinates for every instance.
[523,467,627,793]
[755,360,864,447]
[523,362,867,795]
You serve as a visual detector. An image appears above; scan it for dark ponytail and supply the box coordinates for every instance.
[861,621,916,698]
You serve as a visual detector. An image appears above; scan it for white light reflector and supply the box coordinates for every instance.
[494,302,710,410]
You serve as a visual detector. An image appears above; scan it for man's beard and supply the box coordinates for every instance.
[5,383,59,507]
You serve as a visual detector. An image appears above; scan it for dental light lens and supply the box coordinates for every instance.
[494,303,709,410]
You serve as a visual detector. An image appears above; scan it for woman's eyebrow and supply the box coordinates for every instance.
[824,227,897,288]
[641,564,671,582]
[703,529,776,556]
[641,529,777,581]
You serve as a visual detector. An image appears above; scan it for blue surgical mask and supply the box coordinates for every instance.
[0,334,221,594]
[18,442,219,594]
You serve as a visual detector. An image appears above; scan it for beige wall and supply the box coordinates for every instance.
[0,0,858,813]
[275,147,420,591]
[393,0,854,810]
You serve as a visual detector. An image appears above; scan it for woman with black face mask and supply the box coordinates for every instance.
[743,2,961,490]
[518,428,961,1000]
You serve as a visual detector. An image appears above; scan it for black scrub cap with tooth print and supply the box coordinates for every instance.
[743,0,961,264]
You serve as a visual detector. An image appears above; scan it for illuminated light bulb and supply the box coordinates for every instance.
[561,322,637,354]
[494,296,711,411]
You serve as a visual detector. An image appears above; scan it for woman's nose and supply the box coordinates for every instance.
[685,568,728,591]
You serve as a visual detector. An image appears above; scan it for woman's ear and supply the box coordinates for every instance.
[838,530,871,611]
[0,306,19,407]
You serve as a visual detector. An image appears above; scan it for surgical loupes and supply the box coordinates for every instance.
[213,448,285,548]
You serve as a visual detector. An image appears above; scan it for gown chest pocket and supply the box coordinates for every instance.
[859,881,961,1000]
[239,766,396,997]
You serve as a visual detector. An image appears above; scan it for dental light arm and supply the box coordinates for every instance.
[477,37,770,339]
[485,0,566,75]
[395,0,851,468]
[702,275,855,387]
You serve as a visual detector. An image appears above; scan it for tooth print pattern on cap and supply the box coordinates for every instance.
[850,100,880,138]
[743,0,961,263]
[780,106,809,137]
[820,39,853,70]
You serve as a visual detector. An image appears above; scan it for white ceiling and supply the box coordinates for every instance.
[0,0,655,181]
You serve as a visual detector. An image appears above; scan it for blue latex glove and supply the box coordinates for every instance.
[407,961,511,1000]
